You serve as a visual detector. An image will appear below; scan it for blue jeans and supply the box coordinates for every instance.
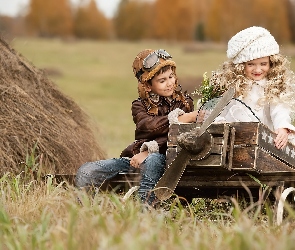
[75,153,166,205]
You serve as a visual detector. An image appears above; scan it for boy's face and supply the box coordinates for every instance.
[146,68,175,97]
[244,56,270,81]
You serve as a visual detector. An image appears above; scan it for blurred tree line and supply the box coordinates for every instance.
[1,0,295,43]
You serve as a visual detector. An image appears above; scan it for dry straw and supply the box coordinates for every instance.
[0,37,106,175]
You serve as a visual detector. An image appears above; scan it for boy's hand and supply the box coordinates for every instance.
[274,128,289,149]
[130,151,148,168]
[178,110,199,123]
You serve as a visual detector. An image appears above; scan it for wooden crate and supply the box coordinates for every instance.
[54,122,295,201]
[230,122,295,173]
[168,122,295,173]
[166,122,295,200]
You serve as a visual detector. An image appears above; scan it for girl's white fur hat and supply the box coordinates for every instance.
[227,26,279,64]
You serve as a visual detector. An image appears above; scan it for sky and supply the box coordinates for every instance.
[0,0,121,18]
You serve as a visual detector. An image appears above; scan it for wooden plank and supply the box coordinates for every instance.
[221,124,230,166]
[231,146,256,170]
[168,123,201,147]
[175,136,224,154]
[167,124,180,146]
[227,126,236,170]
[178,123,200,133]
[166,147,177,167]
[255,147,295,173]
[181,167,295,182]
[181,169,248,180]
[189,154,223,166]
[168,123,228,146]
[257,124,295,167]
[169,122,260,146]
[213,137,224,144]
[168,123,230,147]
[229,122,259,145]
[177,180,281,188]
[206,123,230,135]
[231,145,295,173]
[211,144,223,154]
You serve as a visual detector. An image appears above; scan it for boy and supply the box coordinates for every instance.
[75,49,199,206]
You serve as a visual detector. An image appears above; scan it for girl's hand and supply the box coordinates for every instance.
[274,128,289,149]
[130,151,148,168]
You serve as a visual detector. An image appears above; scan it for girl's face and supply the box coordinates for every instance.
[147,68,175,97]
[244,56,270,81]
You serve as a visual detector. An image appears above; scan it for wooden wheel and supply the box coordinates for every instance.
[276,187,295,225]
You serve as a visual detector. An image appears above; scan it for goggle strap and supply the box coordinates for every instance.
[136,69,144,81]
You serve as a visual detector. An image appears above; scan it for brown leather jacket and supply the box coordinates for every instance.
[120,96,194,157]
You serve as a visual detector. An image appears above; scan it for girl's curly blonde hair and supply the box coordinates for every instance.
[210,54,295,110]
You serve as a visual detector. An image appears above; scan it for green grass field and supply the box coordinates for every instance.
[12,38,230,157]
[12,38,295,157]
[3,37,295,249]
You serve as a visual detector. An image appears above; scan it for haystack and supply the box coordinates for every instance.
[0,37,106,175]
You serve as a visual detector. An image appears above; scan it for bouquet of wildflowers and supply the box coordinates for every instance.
[192,72,225,107]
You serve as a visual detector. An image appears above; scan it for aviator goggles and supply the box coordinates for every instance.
[142,49,172,71]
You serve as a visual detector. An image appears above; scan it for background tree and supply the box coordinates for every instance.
[286,0,295,43]
[205,0,260,41]
[151,0,196,41]
[73,0,110,39]
[205,0,291,42]
[26,0,73,37]
[114,0,152,40]
[193,0,213,41]
[251,0,291,43]
[204,0,223,41]
[4,0,294,43]
[288,0,295,43]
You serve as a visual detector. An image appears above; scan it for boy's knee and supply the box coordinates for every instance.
[75,162,95,188]
[76,162,92,176]
[146,153,165,164]
[142,153,166,179]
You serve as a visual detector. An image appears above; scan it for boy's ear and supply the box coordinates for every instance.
[145,84,152,92]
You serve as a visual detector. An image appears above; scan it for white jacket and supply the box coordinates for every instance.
[215,78,295,135]
[240,78,295,132]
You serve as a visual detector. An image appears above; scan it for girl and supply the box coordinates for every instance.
[209,26,295,149]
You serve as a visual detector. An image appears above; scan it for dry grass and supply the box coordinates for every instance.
[0,37,105,175]
[0,173,295,249]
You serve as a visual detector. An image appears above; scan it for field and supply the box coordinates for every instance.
[12,38,295,157]
[12,38,230,157]
[12,38,295,158]
[2,37,295,249]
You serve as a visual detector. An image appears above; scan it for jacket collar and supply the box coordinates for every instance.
[149,92,174,104]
